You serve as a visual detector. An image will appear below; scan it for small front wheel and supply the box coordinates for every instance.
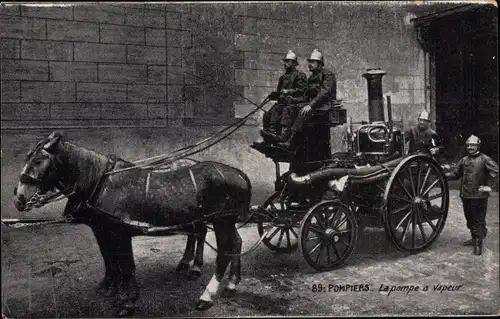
[299,200,358,271]
[257,192,300,253]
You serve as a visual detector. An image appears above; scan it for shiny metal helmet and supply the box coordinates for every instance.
[418,109,430,121]
[466,134,481,145]
[307,49,324,64]
[283,50,298,63]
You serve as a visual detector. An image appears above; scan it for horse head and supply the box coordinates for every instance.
[14,131,64,211]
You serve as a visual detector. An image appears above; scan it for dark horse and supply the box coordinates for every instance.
[13,132,252,317]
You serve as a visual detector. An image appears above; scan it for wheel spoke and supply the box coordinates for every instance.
[330,210,342,228]
[395,210,412,231]
[316,212,327,229]
[266,227,281,241]
[427,192,443,201]
[400,213,412,243]
[407,166,417,197]
[390,194,413,204]
[416,162,424,192]
[339,234,351,246]
[396,177,414,200]
[336,228,352,234]
[422,179,440,196]
[417,219,427,243]
[326,208,339,227]
[310,225,325,235]
[308,240,322,255]
[411,210,416,249]
[279,201,286,213]
[329,238,341,260]
[326,241,331,265]
[285,229,291,249]
[276,229,285,248]
[334,215,347,230]
[315,244,325,265]
[322,209,330,228]
[290,227,299,239]
[419,167,432,194]
[421,213,437,232]
[390,203,411,216]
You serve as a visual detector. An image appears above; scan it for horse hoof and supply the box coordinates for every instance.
[116,307,135,317]
[96,278,112,294]
[176,263,189,272]
[221,287,237,298]
[104,285,118,298]
[196,300,213,311]
[187,270,201,280]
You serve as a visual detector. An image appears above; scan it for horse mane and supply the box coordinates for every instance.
[58,141,122,195]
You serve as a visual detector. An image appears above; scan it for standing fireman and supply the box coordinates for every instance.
[444,135,498,255]
[255,50,307,145]
[278,49,337,150]
[405,109,442,156]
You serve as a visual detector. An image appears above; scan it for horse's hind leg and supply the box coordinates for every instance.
[176,226,196,272]
[188,222,207,280]
[225,225,242,293]
[196,219,234,311]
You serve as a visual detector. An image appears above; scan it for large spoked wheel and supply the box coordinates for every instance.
[257,192,301,253]
[299,200,358,271]
[383,154,449,252]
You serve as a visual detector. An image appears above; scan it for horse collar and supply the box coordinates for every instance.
[86,155,118,205]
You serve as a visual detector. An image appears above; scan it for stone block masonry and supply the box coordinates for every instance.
[1,3,426,131]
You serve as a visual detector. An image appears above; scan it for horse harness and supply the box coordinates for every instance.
[72,159,238,231]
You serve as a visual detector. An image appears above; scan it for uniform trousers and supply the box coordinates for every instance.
[461,198,488,239]
[263,103,301,132]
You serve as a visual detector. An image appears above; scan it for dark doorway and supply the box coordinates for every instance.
[430,5,498,162]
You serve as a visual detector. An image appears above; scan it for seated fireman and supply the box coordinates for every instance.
[404,109,442,156]
[278,49,337,150]
[255,50,307,145]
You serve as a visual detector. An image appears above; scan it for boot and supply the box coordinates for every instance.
[254,128,277,145]
[462,238,474,246]
[473,238,483,255]
[273,127,291,143]
[277,130,298,150]
[259,129,281,145]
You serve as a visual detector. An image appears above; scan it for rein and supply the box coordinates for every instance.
[107,96,272,176]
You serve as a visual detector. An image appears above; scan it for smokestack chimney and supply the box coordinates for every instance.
[362,69,386,123]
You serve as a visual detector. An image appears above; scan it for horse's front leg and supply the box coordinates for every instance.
[111,231,139,317]
[188,222,207,280]
[225,225,242,293]
[91,225,120,297]
[196,219,235,310]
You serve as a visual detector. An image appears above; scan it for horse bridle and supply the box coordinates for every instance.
[20,147,75,198]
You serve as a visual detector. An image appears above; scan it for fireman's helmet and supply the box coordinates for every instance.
[307,49,324,64]
[283,50,298,64]
[418,109,430,121]
[466,135,481,145]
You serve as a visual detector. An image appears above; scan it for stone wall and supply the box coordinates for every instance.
[2,2,426,129]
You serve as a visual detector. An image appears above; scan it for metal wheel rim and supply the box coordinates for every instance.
[383,155,449,252]
[299,200,358,271]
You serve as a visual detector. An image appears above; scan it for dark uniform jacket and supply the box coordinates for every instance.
[405,127,442,155]
[274,69,307,104]
[292,68,337,109]
[446,152,499,198]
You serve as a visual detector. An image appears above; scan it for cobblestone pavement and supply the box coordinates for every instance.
[1,191,498,317]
